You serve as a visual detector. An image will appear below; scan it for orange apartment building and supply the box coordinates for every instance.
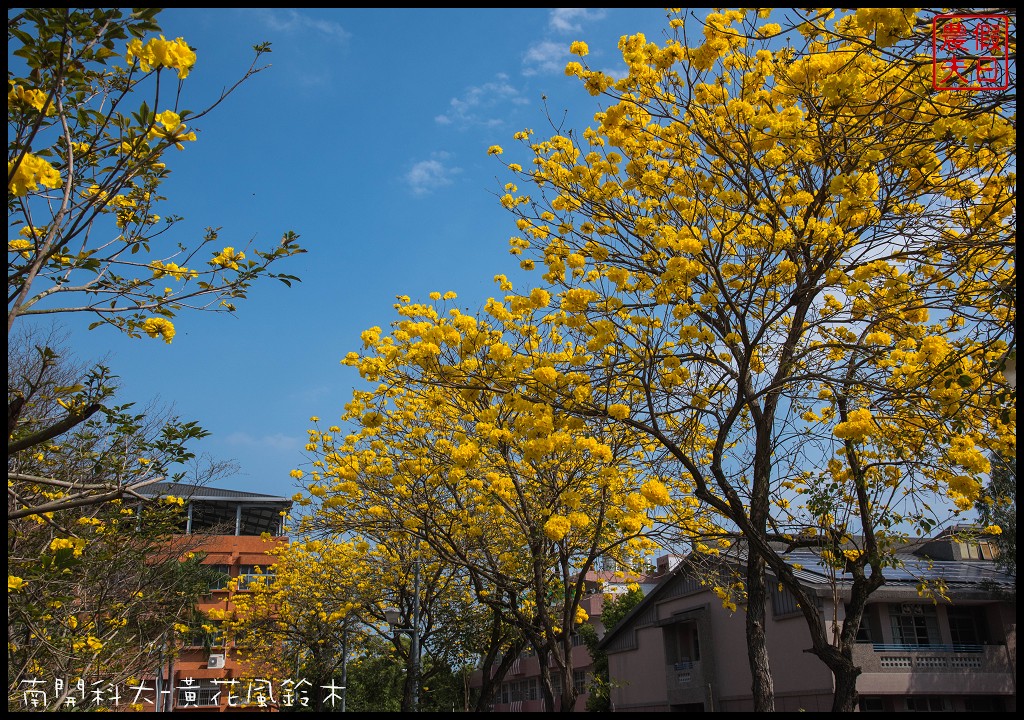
[137,482,293,712]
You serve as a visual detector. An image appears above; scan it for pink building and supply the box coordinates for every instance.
[600,532,1015,712]
[474,565,659,711]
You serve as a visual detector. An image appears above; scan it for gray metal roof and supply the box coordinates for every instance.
[136,481,292,504]
[781,550,1015,590]
[133,482,292,536]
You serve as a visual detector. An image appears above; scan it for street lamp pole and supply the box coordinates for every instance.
[411,559,420,713]
[341,621,348,713]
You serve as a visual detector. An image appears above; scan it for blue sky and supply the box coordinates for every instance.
[53,8,681,500]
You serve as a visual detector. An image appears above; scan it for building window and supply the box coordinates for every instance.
[527,677,539,701]
[770,582,821,616]
[947,606,988,645]
[673,620,700,664]
[848,605,881,643]
[904,696,950,711]
[175,680,221,708]
[573,669,587,694]
[890,605,940,646]
[206,564,230,591]
[859,696,886,712]
[960,541,996,560]
[237,564,275,590]
[183,621,223,649]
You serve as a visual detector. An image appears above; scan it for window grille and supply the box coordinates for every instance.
[175,680,221,708]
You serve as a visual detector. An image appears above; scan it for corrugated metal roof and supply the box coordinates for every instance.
[135,481,291,504]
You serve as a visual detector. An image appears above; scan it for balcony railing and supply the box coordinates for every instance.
[852,642,1009,675]
[665,659,708,706]
[671,660,702,685]
[871,643,984,653]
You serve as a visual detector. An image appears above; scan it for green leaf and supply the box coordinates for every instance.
[95,46,121,62]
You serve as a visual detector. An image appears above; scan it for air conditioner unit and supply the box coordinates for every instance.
[208,654,226,669]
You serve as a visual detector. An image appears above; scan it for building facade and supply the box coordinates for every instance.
[600,534,1016,712]
[137,483,292,712]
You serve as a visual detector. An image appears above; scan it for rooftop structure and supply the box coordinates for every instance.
[137,482,291,537]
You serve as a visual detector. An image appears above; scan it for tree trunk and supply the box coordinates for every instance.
[472,623,525,711]
[537,647,556,711]
[401,668,415,713]
[830,654,861,712]
[745,554,775,712]
[557,650,577,712]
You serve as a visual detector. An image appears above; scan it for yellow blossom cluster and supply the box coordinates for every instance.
[210,246,245,270]
[150,260,198,280]
[833,408,874,442]
[148,110,198,150]
[141,317,175,343]
[126,35,197,78]
[8,153,62,196]
[49,537,87,557]
[8,81,54,114]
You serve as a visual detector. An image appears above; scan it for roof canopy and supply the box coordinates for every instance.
[136,482,292,536]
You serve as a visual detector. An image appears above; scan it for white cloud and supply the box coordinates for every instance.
[520,9,608,75]
[405,153,461,196]
[522,40,570,76]
[549,8,607,34]
[435,74,529,128]
[252,9,351,43]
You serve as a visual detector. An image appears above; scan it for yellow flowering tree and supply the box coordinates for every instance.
[220,537,364,711]
[8,8,305,519]
[225,531,490,712]
[354,539,489,712]
[305,287,723,711]
[481,8,1014,712]
[8,8,304,711]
